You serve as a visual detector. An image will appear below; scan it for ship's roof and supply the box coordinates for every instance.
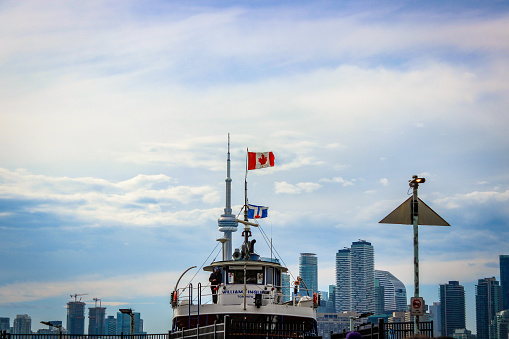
[203,259,288,272]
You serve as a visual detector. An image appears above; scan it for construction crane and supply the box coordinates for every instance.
[93,298,102,307]
[70,293,88,302]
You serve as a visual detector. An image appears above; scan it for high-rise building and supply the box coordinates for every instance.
[282,272,290,302]
[489,310,509,339]
[429,302,441,337]
[317,291,329,313]
[326,285,336,313]
[106,316,117,335]
[500,255,509,310]
[88,306,106,335]
[13,315,31,334]
[0,318,9,332]
[335,248,351,312]
[299,253,318,296]
[375,270,407,313]
[67,301,86,335]
[374,278,385,315]
[335,240,375,313]
[476,277,503,339]
[350,240,375,313]
[117,312,143,335]
[440,281,466,337]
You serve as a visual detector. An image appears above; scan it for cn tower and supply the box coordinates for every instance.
[217,134,238,261]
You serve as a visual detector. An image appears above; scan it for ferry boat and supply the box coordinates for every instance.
[170,138,318,338]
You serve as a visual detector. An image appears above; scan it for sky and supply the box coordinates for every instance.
[1,0,508,334]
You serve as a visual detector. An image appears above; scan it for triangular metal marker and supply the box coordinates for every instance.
[379,197,450,226]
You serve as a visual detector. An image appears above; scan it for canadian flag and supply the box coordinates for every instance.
[248,152,275,170]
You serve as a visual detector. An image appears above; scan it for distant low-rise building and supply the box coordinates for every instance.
[452,328,476,339]
[106,316,117,335]
[317,312,365,339]
[0,317,10,333]
[429,302,441,337]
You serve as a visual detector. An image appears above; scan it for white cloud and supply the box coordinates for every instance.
[0,167,221,227]
[320,177,356,186]
[435,189,509,210]
[274,181,321,194]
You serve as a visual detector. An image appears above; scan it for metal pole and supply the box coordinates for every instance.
[410,175,420,335]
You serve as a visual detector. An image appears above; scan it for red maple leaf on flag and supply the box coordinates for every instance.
[258,154,267,165]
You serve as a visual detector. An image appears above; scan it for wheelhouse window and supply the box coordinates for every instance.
[227,266,264,284]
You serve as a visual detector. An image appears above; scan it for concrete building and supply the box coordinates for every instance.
[500,255,509,310]
[375,270,407,313]
[476,277,503,339]
[489,309,509,339]
[326,285,336,313]
[13,315,31,334]
[374,278,385,315]
[335,248,351,312]
[67,301,86,335]
[317,312,364,339]
[282,272,291,302]
[452,328,476,339]
[429,302,441,337]
[0,318,9,333]
[440,281,466,337]
[299,253,318,296]
[117,312,143,335]
[350,240,375,313]
[106,316,117,335]
[335,240,375,314]
[88,306,106,335]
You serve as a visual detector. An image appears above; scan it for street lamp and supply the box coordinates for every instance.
[119,308,135,335]
[40,321,62,335]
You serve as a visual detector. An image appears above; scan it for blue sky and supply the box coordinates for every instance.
[1,0,508,334]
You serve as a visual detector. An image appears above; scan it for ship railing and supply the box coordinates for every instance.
[170,323,225,339]
[176,283,302,307]
[178,283,313,306]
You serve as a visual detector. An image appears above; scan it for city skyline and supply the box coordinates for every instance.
[0,248,507,334]
[1,0,509,334]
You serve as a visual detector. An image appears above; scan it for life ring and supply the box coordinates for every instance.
[173,291,178,302]
[313,292,317,304]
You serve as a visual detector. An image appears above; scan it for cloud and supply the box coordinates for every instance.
[379,178,389,186]
[436,189,509,209]
[0,167,220,228]
[0,271,183,304]
[274,181,321,194]
[320,177,356,186]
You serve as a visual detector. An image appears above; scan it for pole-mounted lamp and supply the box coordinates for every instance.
[40,321,62,335]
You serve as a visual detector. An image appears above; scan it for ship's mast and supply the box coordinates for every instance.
[217,134,238,261]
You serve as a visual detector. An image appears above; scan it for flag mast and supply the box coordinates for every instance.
[243,148,251,247]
